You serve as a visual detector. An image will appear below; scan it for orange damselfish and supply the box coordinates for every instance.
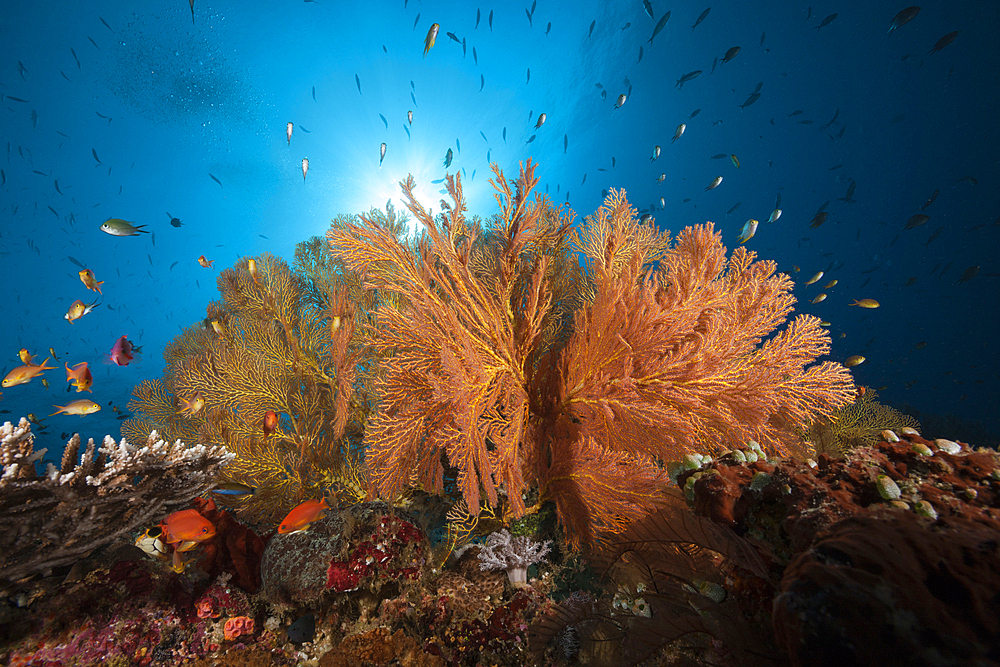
[159,509,216,545]
[278,499,329,534]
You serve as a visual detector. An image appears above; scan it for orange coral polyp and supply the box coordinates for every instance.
[223,615,254,641]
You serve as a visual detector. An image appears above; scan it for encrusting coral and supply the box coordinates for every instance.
[326,160,857,547]
[0,418,233,590]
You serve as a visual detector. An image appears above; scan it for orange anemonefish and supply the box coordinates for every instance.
[278,498,329,534]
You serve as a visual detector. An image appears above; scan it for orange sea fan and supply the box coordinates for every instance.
[327,167,856,548]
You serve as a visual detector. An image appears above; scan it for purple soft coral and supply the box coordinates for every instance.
[477,529,551,587]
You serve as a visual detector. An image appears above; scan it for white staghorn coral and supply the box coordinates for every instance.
[0,418,234,589]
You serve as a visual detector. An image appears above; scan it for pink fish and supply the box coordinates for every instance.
[105,335,141,366]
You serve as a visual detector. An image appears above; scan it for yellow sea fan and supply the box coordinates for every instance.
[807,388,920,457]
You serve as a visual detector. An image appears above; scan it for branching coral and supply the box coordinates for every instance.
[326,161,856,548]
[125,252,378,525]
[0,418,233,589]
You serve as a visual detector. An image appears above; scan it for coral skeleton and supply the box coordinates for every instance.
[477,529,551,587]
[0,417,234,589]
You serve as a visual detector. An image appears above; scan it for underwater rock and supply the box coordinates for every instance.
[680,432,1000,560]
[772,513,1000,667]
[260,502,427,605]
[260,507,347,604]
[318,626,445,667]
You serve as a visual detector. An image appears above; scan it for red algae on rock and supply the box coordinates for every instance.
[675,430,1000,666]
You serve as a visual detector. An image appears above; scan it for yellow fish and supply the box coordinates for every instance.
[178,391,205,417]
[3,358,55,387]
[50,399,101,416]
[811,293,827,304]
[736,219,758,245]
[845,355,866,367]
[849,298,880,309]
[65,297,100,323]
[823,279,838,289]
[248,258,258,282]
[805,271,824,285]
[79,268,104,294]
[18,348,34,365]
[424,23,440,57]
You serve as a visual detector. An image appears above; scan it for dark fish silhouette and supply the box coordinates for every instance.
[675,70,701,89]
[355,74,361,94]
[815,13,838,31]
[473,46,477,64]
[92,148,101,164]
[413,13,420,29]
[721,46,740,63]
[70,48,81,69]
[588,19,595,37]
[921,188,939,210]
[489,10,493,31]
[888,6,920,35]
[647,11,670,44]
[209,173,223,187]
[480,74,484,92]
[563,134,568,153]
[287,614,315,644]
[928,31,958,54]
[526,68,530,84]
[822,107,840,127]
[644,0,654,20]
[838,181,857,204]
[740,93,761,108]
[476,8,481,29]
[903,214,929,230]
[692,7,710,31]
[637,46,644,63]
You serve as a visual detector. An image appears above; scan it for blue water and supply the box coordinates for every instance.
[2,0,998,455]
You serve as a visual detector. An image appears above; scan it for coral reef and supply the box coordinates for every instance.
[261,502,426,605]
[187,497,269,593]
[0,418,233,590]
[529,429,1000,665]
[123,252,373,525]
[326,162,856,547]
[318,627,445,667]
[0,548,289,666]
